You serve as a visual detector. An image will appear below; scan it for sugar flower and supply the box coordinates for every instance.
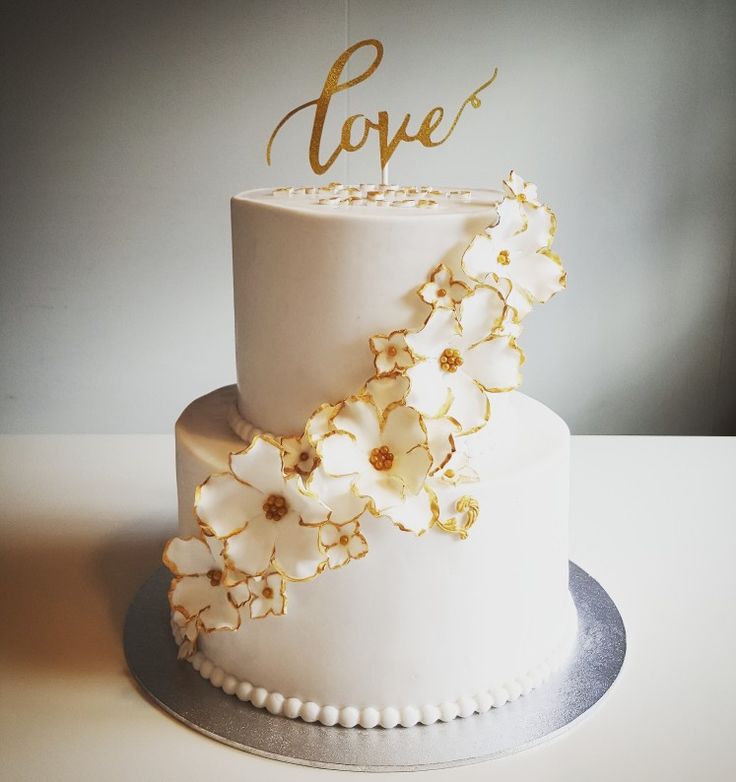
[462,196,564,304]
[163,534,251,652]
[418,263,470,310]
[502,170,540,206]
[404,286,524,433]
[319,520,369,569]
[369,330,414,374]
[195,435,329,581]
[318,397,433,526]
[247,573,286,618]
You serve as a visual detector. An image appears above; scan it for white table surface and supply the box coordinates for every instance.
[1,435,734,781]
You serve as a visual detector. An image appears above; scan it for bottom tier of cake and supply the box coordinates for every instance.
[173,386,577,727]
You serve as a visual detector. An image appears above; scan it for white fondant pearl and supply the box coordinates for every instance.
[189,653,203,671]
[359,708,380,729]
[222,675,237,694]
[250,687,268,708]
[420,704,441,725]
[319,706,339,726]
[209,667,225,688]
[476,691,494,713]
[519,674,534,695]
[506,681,522,702]
[400,706,420,727]
[457,696,476,718]
[339,707,360,728]
[380,707,400,729]
[491,688,509,707]
[300,702,320,723]
[283,698,302,719]
[439,702,459,722]
[265,692,284,715]
[236,681,253,701]
[199,659,213,679]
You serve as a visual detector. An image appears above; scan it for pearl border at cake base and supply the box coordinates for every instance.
[124,561,626,771]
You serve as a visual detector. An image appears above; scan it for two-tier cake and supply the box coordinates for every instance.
[164,174,576,728]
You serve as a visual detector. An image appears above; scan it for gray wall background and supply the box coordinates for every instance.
[2,0,735,435]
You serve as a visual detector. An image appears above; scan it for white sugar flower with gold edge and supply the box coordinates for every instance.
[163,535,251,655]
[195,435,329,581]
[404,286,524,433]
[280,435,317,476]
[503,170,540,206]
[370,330,414,374]
[462,196,564,304]
[319,520,369,569]
[247,573,286,618]
[418,263,470,310]
[363,372,458,480]
[279,402,338,477]
[318,397,434,532]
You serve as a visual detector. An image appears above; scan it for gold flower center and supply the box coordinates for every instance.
[299,451,310,462]
[262,586,274,599]
[437,287,447,297]
[263,494,288,521]
[439,347,463,373]
[207,569,222,587]
[516,193,526,202]
[339,534,350,546]
[386,345,398,357]
[497,249,511,266]
[444,469,456,479]
[369,445,394,471]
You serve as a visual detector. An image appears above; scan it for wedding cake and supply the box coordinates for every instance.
[164,174,576,729]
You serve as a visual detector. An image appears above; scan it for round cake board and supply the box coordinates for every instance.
[124,562,625,772]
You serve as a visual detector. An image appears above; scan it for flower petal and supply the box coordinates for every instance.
[405,308,459,359]
[305,403,340,444]
[170,576,218,618]
[227,581,251,606]
[363,373,410,415]
[327,545,350,569]
[406,360,453,418]
[447,371,491,433]
[347,533,369,558]
[283,477,330,524]
[319,431,366,477]
[458,285,506,346]
[384,485,438,534]
[356,471,405,513]
[464,336,524,391]
[393,445,432,494]
[382,404,427,453]
[273,521,325,581]
[163,536,214,577]
[199,588,241,631]
[230,436,287,496]
[224,515,278,576]
[195,473,263,538]
[309,466,367,523]
[333,398,381,445]
[425,416,458,474]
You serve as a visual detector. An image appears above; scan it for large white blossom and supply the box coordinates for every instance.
[404,286,524,433]
[195,436,329,581]
[318,397,436,533]
[163,534,251,654]
[462,188,564,304]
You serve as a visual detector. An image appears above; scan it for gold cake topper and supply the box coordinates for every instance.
[266,39,497,179]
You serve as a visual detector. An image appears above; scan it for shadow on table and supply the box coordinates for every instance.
[0,523,169,675]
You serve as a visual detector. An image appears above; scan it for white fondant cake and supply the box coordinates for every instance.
[166,177,575,728]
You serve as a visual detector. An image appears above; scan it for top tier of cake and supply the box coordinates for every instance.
[232,186,499,434]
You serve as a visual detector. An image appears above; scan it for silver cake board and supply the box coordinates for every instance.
[124,562,626,772]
